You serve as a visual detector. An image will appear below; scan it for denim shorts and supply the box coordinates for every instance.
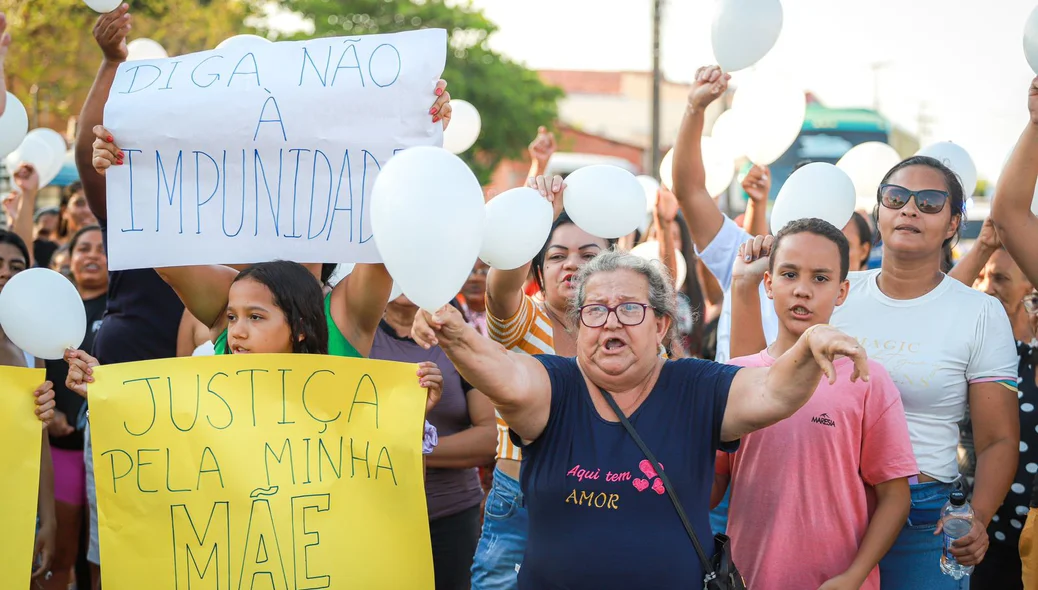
[879,480,970,590]
[470,466,528,590]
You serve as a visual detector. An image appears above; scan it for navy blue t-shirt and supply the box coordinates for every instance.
[517,355,740,590]
[95,224,184,364]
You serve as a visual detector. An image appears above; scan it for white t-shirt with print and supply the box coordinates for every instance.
[695,216,780,363]
[830,268,1019,482]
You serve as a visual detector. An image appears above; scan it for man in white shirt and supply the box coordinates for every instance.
[670,67,779,363]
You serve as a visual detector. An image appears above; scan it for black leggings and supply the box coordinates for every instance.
[971,539,1023,590]
[429,503,482,590]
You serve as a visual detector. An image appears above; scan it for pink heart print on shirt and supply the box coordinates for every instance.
[651,478,666,495]
[639,459,663,479]
[632,478,650,492]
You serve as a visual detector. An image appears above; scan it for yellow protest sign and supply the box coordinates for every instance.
[90,354,432,590]
[0,366,44,588]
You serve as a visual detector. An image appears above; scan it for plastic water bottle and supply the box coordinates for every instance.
[940,490,975,579]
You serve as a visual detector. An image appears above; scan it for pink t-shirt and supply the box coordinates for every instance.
[718,351,917,590]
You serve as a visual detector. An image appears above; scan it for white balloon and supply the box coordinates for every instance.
[127,38,169,61]
[0,268,87,360]
[659,149,675,190]
[1025,5,1038,75]
[836,142,902,211]
[480,188,554,270]
[83,0,121,13]
[701,136,736,197]
[0,92,29,158]
[732,72,805,166]
[916,141,977,197]
[770,162,856,234]
[637,175,661,213]
[659,140,733,197]
[442,100,481,154]
[26,128,68,187]
[630,241,687,287]
[389,282,404,302]
[709,109,746,158]
[217,34,272,51]
[5,135,60,188]
[370,146,485,311]
[563,165,646,239]
[712,0,784,73]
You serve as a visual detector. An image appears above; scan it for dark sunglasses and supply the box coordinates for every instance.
[878,184,950,214]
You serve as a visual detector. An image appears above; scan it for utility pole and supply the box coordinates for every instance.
[651,0,663,180]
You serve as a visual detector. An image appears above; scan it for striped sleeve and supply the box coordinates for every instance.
[486,294,555,461]
[486,294,555,355]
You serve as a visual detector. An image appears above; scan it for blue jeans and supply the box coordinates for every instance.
[880,481,970,590]
[471,466,527,590]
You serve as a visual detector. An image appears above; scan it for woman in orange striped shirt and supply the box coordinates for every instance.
[471,172,613,589]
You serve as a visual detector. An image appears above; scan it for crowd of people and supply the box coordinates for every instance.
[3,5,1038,590]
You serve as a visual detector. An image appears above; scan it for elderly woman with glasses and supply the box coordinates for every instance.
[411,249,868,589]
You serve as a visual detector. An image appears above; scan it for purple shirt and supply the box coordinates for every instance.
[370,320,483,520]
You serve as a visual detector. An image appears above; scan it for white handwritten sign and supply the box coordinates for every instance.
[103,29,447,270]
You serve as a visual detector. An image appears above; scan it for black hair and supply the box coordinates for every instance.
[230,261,328,355]
[848,211,873,269]
[0,229,31,268]
[875,155,965,249]
[792,159,816,173]
[320,263,337,286]
[68,225,102,256]
[769,218,851,281]
[530,212,617,293]
[58,181,86,240]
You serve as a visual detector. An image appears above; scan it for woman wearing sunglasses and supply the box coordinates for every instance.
[828,157,1020,589]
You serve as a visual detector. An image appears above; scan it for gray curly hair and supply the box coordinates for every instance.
[568,248,678,339]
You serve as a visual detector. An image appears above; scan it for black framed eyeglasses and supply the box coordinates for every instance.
[578,302,654,328]
[878,184,950,214]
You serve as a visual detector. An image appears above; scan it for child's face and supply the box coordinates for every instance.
[225,278,296,354]
[764,232,849,337]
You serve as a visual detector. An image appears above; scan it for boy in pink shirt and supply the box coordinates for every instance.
[713,218,916,589]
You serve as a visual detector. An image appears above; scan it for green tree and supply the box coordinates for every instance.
[1,0,256,130]
[270,0,562,184]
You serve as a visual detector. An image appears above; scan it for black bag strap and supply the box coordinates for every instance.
[600,388,716,578]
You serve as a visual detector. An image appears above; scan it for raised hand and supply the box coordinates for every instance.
[804,324,869,385]
[742,165,771,203]
[975,216,1001,251]
[655,186,680,224]
[0,11,11,65]
[65,348,100,398]
[732,235,774,285]
[94,3,131,63]
[527,174,566,220]
[91,125,123,176]
[13,163,40,195]
[412,304,469,350]
[34,381,56,425]
[417,361,443,415]
[529,126,557,168]
[689,65,731,113]
[1030,77,1038,126]
[431,79,452,130]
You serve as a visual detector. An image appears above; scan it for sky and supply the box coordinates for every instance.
[273,0,1038,184]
